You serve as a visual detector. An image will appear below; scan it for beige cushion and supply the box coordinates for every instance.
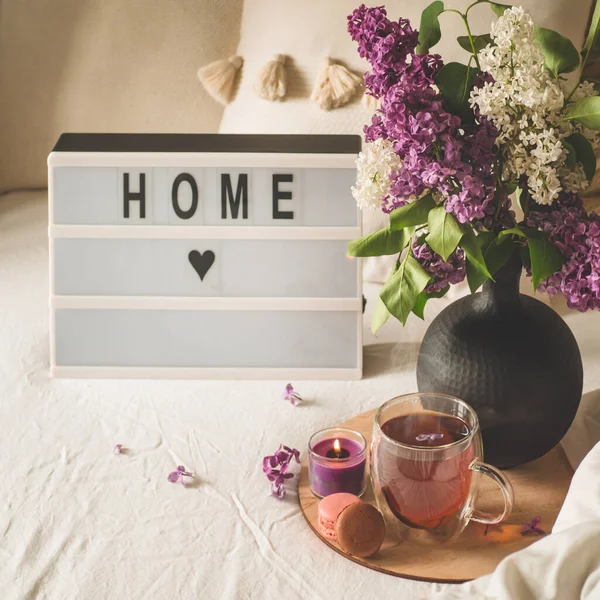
[221,0,592,134]
[0,0,243,191]
[219,0,593,283]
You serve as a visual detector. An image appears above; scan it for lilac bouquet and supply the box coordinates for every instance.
[347,2,600,329]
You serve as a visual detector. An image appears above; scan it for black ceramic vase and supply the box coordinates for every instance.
[416,252,583,468]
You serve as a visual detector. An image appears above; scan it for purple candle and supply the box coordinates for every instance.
[308,428,367,498]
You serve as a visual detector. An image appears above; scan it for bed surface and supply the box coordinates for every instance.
[1,190,599,599]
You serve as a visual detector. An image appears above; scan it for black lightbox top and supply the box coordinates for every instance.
[52,134,362,155]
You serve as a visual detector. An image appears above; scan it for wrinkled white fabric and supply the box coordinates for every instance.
[1,191,600,600]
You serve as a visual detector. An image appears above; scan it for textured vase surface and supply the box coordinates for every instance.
[416,253,583,468]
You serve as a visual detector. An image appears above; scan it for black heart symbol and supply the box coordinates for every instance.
[188,250,215,281]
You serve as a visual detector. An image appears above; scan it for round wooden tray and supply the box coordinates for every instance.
[298,409,574,583]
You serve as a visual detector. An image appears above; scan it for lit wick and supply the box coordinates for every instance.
[326,438,350,459]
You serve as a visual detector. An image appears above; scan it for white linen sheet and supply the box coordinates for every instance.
[1,191,599,600]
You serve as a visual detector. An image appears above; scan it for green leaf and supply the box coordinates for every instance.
[505,181,518,195]
[412,293,428,320]
[519,245,531,269]
[465,233,514,293]
[371,297,391,334]
[564,141,577,170]
[426,206,463,261]
[380,255,432,326]
[457,34,492,53]
[490,2,511,17]
[582,0,600,55]
[526,232,565,290]
[417,1,445,54]
[535,27,579,77]
[389,193,436,231]
[500,227,564,290]
[435,62,480,121]
[347,226,414,257]
[566,132,596,181]
[460,227,493,282]
[499,227,527,238]
[413,284,450,319]
[565,96,600,130]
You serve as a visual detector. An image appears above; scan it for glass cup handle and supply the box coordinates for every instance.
[469,460,515,525]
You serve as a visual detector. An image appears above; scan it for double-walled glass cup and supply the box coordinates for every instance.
[371,393,514,544]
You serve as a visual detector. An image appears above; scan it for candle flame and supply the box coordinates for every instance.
[334,439,341,453]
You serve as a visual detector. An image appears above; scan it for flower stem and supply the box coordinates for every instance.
[462,14,482,70]
[465,1,482,16]
[443,9,464,17]
[442,9,482,70]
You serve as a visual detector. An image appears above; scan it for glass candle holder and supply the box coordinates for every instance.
[308,427,367,498]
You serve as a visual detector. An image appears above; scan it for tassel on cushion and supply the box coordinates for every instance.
[362,92,381,110]
[197,55,243,105]
[310,58,362,111]
[255,54,288,101]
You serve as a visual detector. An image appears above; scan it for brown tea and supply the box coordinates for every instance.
[378,411,475,530]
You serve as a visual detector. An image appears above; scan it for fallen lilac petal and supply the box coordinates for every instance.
[267,455,279,470]
[168,465,193,484]
[113,444,123,455]
[521,516,546,535]
[280,445,301,463]
[271,482,286,499]
[266,470,280,482]
[282,383,302,406]
[262,456,277,473]
[274,449,291,464]
[167,471,181,483]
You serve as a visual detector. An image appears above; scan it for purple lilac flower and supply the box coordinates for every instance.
[412,238,466,293]
[347,4,419,97]
[348,5,497,224]
[282,383,302,406]
[527,195,600,311]
[168,465,193,485]
[113,444,123,455]
[262,444,301,500]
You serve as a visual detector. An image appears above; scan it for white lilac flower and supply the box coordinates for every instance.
[526,163,562,205]
[351,138,402,210]
[476,8,563,114]
[469,6,584,205]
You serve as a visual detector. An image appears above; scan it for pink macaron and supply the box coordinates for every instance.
[317,492,362,540]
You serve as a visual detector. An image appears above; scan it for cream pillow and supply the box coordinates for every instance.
[0,0,243,191]
[220,0,593,283]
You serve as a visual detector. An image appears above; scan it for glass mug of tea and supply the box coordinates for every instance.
[371,393,514,544]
